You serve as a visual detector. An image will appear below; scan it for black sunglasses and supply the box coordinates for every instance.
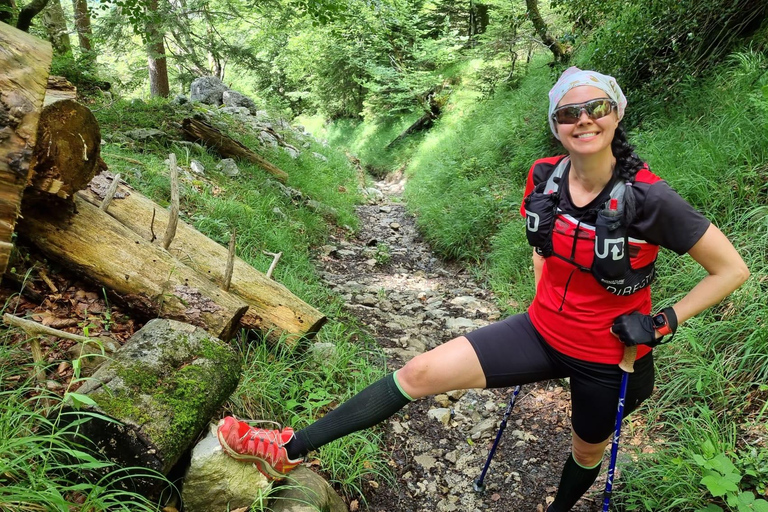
[552,98,617,125]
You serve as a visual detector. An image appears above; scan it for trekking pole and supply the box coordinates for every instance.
[602,345,637,511]
[473,384,522,493]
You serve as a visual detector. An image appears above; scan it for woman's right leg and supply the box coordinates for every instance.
[289,335,486,455]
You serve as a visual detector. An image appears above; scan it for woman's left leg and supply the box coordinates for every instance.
[548,352,655,512]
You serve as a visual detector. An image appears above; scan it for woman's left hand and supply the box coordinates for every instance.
[611,312,664,347]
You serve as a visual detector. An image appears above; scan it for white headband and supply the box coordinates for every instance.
[548,67,626,140]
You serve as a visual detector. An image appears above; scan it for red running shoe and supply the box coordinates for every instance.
[217,416,302,480]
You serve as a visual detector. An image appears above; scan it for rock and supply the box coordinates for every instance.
[449,296,485,311]
[123,128,166,142]
[259,130,279,147]
[66,336,118,376]
[415,454,437,471]
[269,466,348,512]
[445,317,476,331]
[190,76,228,105]
[308,342,337,364]
[220,106,251,117]
[283,145,300,159]
[445,389,467,401]
[190,159,205,175]
[434,394,452,408]
[172,94,188,105]
[428,407,452,425]
[312,152,328,162]
[215,158,240,177]
[363,187,384,201]
[469,417,497,440]
[182,424,271,512]
[222,90,259,115]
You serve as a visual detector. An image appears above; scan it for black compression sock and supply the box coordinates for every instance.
[285,372,412,460]
[549,452,603,512]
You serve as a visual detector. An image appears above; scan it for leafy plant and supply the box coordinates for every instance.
[693,443,768,512]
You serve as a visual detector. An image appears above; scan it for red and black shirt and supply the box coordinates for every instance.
[521,156,710,364]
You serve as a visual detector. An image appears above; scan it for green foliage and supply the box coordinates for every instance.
[576,0,768,123]
[693,442,768,512]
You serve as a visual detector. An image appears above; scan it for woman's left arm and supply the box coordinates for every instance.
[670,223,750,324]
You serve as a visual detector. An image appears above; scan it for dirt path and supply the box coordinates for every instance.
[315,174,607,512]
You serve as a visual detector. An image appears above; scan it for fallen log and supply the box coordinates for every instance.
[0,23,52,275]
[43,75,77,105]
[59,319,241,497]
[19,195,249,341]
[78,178,327,345]
[27,98,105,200]
[181,117,289,183]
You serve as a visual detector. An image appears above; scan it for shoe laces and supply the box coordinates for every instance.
[239,420,286,453]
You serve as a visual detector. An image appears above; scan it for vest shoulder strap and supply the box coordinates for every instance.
[544,156,569,194]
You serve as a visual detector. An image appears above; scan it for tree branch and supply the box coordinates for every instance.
[16,0,50,31]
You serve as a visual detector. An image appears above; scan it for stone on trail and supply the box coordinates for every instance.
[428,407,452,425]
[182,424,271,512]
[269,466,348,512]
[445,317,477,331]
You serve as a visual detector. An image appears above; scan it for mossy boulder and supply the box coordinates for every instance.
[62,318,241,497]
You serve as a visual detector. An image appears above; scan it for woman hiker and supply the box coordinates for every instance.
[216,67,750,511]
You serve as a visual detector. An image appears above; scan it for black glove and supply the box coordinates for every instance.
[611,312,663,347]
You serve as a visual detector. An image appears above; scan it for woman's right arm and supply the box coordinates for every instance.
[533,249,545,290]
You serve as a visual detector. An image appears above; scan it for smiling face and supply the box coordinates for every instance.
[555,85,619,158]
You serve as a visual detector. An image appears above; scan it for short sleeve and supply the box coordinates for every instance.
[633,181,711,254]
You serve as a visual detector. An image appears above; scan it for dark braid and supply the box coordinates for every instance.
[611,123,644,225]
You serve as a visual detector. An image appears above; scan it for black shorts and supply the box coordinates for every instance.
[466,313,654,444]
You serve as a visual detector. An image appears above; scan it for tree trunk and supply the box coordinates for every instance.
[146,0,169,98]
[19,195,249,341]
[525,0,568,63]
[59,318,240,497]
[70,0,93,63]
[27,98,104,201]
[40,0,71,57]
[181,117,289,183]
[0,23,52,275]
[16,0,50,31]
[78,178,327,345]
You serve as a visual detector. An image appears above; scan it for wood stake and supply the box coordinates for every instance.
[163,154,179,250]
[37,267,58,293]
[223,228,236,292]
[263,251,282,280]
[3,313,95,385]
[3,313,93,343]
[99,173,121,211]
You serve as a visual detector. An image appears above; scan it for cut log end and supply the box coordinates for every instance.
[28,99,102,199]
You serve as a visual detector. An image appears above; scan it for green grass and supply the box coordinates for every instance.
[0,339,169,511]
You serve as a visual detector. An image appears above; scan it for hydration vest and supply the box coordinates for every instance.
[523,157,656,296]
